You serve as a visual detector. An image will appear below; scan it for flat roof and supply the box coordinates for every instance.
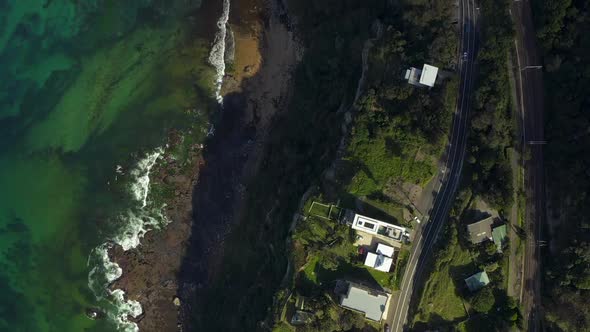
[351,214,407,242]
[364,252,393,272]
[340,284,389,321]
[419,64,439,87]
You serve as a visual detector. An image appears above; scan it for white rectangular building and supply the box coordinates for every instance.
[419,64,439,87]
[351,213,408,242]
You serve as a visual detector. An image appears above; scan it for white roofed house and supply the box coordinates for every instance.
[405,63,439,88]
[351,213,409,244]
[364,243,395,272]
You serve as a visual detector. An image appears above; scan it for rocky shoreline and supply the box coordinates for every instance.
[108,1,300,331]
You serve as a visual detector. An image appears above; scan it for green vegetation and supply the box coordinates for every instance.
[285,200,390,331]
[530,0,590,330]
[411,1,523,330]
[411,191,522,331]
[338,0,460,222]
[463,0,515,214]
[413,224,474,324]
[191,0,466,330]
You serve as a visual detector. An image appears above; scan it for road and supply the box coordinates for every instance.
[387,0,479,330]
[511,0,544,330]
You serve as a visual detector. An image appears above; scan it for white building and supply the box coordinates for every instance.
[364,243,395,272]
[351,213,408,242]
[405,64,439,87]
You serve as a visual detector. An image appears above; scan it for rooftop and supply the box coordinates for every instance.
[466,216,493,244]
[419,64,439,87]
[465,271,490,292]
[492,224,508,252]
[351,213,408,243]
[364,252,393,272]
[339,282,389,321]
[376,243,395,257]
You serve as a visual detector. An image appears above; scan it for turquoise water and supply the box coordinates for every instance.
[0,1,215,330]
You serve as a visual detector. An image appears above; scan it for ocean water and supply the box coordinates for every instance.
[0,1,219,331]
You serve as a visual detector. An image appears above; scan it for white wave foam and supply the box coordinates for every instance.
[208,0,231,102]
[88,147,170,332]
[110,289,143,332]
[130,148,162,208]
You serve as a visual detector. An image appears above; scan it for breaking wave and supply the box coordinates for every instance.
[208,0,230,102]
[87,148,170,332]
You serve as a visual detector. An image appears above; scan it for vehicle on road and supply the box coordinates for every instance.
[384,323,391,332]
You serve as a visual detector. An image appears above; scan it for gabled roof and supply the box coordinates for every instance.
[467,217,493,244]
[492,224,508,252]
[465,271,490,292]
[364,252,393,272]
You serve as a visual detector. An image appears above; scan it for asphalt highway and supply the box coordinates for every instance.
[387,0,479,330]
[511,0,545,330]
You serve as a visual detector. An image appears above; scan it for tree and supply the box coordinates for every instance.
[485,241,498,257]
[471,287,495,313]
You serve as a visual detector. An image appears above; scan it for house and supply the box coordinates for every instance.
[492,224,508,252]
[364,243,395,272]
[405,64,439,87]
[465,271,490,292]
[466,216,494,244]
[338,281,389,321]
[351,213,408,243]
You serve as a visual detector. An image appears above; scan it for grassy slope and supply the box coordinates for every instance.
[413,225,473,324]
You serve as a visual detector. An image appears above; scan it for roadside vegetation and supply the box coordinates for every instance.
[337,0,459,225]
[463,0,515,214]
[410,0,522,330]
[411,190,521,331]
[531,0,590,330]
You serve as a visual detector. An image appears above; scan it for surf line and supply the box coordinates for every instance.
[88,148,169,332]
[209,0,231,103]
